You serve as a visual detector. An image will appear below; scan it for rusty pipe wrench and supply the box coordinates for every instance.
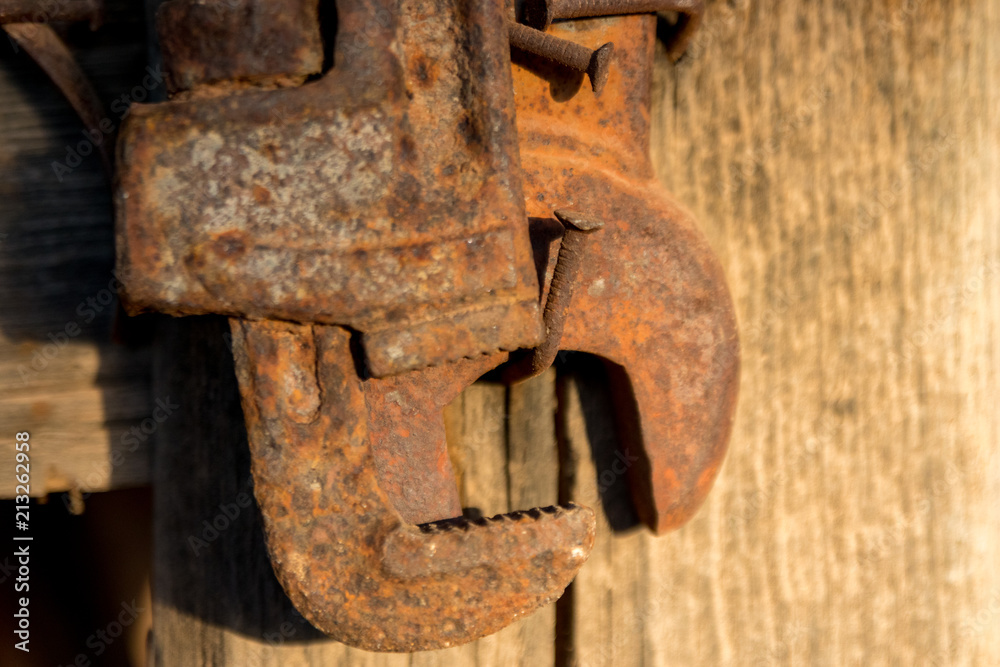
[115,0,738,653]
[119,0,547,376]
[116,0,594,652]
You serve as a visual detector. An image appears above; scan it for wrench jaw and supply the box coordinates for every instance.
[601,342,738,535]
[524,171,740,534]
[509,13,740,535]
[231,319,596,652]
[517,160,739,534]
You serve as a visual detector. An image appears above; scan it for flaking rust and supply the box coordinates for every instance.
[232,320,594,651]
[114,0,738,654]
[117,0,544,377]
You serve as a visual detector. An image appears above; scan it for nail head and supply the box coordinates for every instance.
[554,209,606,232]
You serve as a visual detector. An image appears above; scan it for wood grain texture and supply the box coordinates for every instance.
[598,0,1000,664]
[0,20,154,498]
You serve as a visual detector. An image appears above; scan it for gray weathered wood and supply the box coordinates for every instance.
[0,18,153,498]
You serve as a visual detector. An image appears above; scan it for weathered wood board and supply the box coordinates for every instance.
[636,0,1000,664]
[0,18,153,499]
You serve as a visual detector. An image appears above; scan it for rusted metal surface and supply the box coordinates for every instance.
[114,0,736,652]
[2,22,114,176]
[231,319,594,651]
[509,14,739,533]
[116,0,544,377]
[156,0,323,95]
[367,348,504,524]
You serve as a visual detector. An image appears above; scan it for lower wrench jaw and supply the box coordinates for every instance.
[385,503,595,578]
[234,321,596,652]
[280,504,596,653]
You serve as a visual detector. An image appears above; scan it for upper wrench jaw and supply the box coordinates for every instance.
[517,162,740,535]
[231,319,595,652]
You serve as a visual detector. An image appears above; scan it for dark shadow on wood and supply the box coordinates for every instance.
[557,353,642,534]
[152,316,325,643]
[0,10,156,495]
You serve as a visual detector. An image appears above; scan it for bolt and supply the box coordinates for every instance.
[508,21,615,95]
[523,0,703,60]
[530,209,605,376]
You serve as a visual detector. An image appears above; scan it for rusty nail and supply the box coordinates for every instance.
[530,209,605,376]
[508,21,614,95]
[526,0,700,28]
[523,0,703,60]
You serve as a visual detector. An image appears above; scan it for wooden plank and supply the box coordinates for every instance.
[559,0,1000,664]
[503,368,559,666]
[0,15,154,497]
[557,357,649,667]
[11,0,996,664]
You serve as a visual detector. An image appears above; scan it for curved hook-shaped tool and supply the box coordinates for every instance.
[230,319,594,652]
[523,173,739,534]
[510,16,739,535]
